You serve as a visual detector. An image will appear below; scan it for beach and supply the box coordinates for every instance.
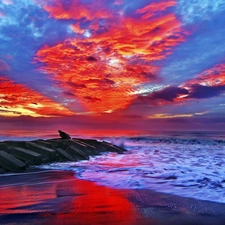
[1,170,225,225]
[1,132,225,224]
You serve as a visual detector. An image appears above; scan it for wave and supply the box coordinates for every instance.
[38,132,225,203]
[105,136,225,147]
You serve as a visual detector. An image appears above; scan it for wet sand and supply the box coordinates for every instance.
[0,170,225,225]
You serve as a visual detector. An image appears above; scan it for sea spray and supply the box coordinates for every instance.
[38,133,225,204]
[106,137,126,148]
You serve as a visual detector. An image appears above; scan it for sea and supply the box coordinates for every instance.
[1,130,225,204]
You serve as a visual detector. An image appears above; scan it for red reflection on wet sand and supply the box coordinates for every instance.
[0,171,150,225]
[0,185,56,214]
[54,178,142,225]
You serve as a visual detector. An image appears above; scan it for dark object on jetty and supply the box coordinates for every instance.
[0,138,127,173]
[58,130,71,139]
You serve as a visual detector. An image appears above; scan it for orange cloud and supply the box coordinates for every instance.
[70,24,84,34]
[36,0,187,113]
[183,63,225,87]
[148,113,193,119]
[0,76,74,117]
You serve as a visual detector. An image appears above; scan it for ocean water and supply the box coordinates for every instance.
[37,131,225,204]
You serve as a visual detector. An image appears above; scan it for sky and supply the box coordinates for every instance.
[0,0,225,137]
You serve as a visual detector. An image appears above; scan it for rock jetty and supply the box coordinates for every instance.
[0,138,126,174]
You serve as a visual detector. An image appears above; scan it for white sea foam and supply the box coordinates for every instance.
[38,135,225,203]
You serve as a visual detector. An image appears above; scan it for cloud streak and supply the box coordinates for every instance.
[0,76,74,117]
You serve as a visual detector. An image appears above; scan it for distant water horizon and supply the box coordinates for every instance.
[1,129,225,142]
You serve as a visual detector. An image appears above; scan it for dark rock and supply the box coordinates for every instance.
[65,139,100,155]
[102,141,125,154]
[9,147,43,165]
[0,151,26,171]
[77,139,106,153]
[34,140,53,148]
[62,140,92,154]
[55,148,74,161]
[25,142,56,161]
[63,139,86,149]
[0,143,9,153]
[75,138,100,147]
[73,140,100,155]
[3,141,26,148]
[58,130,71,139]
[47,139,66,148]
[111,144,126,152]
[66,145,89,160]
[0,138,127,173]
[74,140,96,150]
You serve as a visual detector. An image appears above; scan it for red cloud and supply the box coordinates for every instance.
[0,76,74,117]
[183,63,225,87]
[36,0,187,113]
[145,63,225,105]
[136,0,177,20]
[42,0,112,21]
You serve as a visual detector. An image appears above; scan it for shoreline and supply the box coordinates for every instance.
[1,137,225,224]
[1,170,225,225]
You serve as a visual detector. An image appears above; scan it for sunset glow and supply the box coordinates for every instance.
[0,77,74,117]
[1,0,225,134]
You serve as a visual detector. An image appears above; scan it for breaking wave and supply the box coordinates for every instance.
[39,132,225,203]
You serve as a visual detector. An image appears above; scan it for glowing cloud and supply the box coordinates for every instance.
[148,113,193,119]
[184,63,225,87]
[0,77,75,117]
[41,0,112,21]
[36,0,186,113]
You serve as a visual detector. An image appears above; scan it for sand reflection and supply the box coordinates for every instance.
[0,170,150,225]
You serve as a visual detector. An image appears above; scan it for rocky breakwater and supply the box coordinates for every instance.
[0,138,126,174]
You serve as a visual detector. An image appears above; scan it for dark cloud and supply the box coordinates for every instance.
[141,71,157,80]
[0,109,21,115]
[63,91,75,96]
[84,96,101,102]
[66,81,87,89]
[187,84,225,99]
[205,117,225,123]
[103,78,115,85]
[150,86,189,102]
[86,56,98,61]
[166,116,225,125]
[135,86,189,106]
[164,117,192,123]
[84,78,115,86]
